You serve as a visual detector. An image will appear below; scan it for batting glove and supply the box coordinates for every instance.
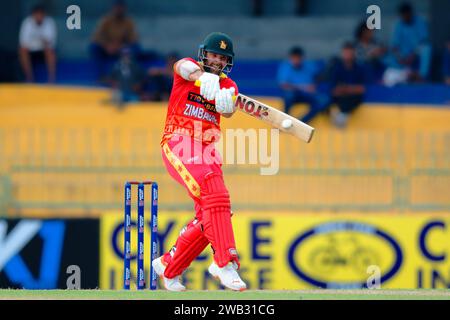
[215,87,236,114]
[198,72,220,101]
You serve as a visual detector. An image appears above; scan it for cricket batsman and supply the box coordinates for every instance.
[152,32,246,291]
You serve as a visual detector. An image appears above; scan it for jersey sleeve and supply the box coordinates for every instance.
[173,57,200,83]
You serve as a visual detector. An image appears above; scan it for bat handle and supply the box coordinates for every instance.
[194,80,237,102]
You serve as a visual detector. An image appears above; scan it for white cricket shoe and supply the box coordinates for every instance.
[151,256,186,292]
[208,261,247,291]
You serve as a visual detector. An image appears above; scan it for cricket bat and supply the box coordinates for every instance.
[195,80,315,143]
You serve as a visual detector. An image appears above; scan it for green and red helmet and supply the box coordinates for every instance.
[198,32,234,74]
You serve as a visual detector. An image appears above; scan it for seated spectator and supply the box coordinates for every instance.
[354,21,386,83]
[444,40,450,85]
[146,52,178,101]
[277,47,330,123]
[90,0,139,81]
[383,2,431,85]
[18,4,57,83]
[330,42,366,128]
[108,47,145,107]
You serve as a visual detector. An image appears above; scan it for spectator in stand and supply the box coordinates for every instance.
[330,42,366,128]
[146,52,179,101]
[108,47,145,107]
[90,0,139,81]
[443,40,450,85]
[354,21,386,83]
[18,4,57,83]
[277,47,330,123]
[383,2,431,85]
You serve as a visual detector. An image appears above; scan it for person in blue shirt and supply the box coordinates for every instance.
[277,47,330,123]
[330,42,366,128]
[386,2,431,82]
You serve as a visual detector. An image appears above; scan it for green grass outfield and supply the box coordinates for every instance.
[0,289,449,300]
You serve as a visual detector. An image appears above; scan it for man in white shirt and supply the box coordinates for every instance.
[19,5,57,82]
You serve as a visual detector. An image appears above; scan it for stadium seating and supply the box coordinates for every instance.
[0,85,448,217]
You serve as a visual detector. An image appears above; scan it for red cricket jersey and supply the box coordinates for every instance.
[161,58,238,146]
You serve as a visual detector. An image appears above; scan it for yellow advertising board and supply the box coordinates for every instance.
[100,212,450,289]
